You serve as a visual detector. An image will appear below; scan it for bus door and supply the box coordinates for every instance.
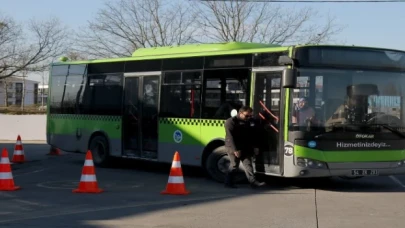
[251,67,285,175]
[123,71,161,159]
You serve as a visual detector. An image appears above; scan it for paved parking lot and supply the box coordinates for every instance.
[0,141,405,228]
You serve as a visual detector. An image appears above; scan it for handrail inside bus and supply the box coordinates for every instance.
[259,100,279,122]
[128,100,138,120]
[259,113,279,133]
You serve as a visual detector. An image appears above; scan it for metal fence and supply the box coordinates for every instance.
[0,90,47,113]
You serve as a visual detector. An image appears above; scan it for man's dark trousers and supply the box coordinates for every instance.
[224,147,255,186]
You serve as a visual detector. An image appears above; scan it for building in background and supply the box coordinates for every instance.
[38,84,48,106]
[0,76,40,106]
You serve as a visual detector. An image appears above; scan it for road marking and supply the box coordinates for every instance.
[389,175,405,189]
[0,194,236,223]
[0,212,12,215]
[14,169,45,177]
[13,199,47,207]
[36,180,144,190]
[0,192,14,198]
[36,181,82,190]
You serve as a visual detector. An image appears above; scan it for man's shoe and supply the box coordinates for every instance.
[250,181,266,189]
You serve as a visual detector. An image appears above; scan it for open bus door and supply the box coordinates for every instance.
[122,71,161,159]
[251,67,286,176]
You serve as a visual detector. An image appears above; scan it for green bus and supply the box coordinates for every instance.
[46,42,405,183]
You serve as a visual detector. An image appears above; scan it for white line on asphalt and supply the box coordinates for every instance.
[0,194,236,224]
[389,175,405,189]
[36,181,79,190]
[14,169,45,177]
[0,212,12,215]
[36,180,145,190]
[13,199,46,207]
[0,192,14,198]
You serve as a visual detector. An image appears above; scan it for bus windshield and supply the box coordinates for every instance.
[290,68,405,133]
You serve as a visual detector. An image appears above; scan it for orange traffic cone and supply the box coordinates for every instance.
[161,151,190,195]
[0,148,21,191]
[73,150,103,193]
[12,135,25,163]
[47,146,62,156]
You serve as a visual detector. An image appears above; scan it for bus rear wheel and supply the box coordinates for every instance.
[89,135,110,167]
[205,146,246,183]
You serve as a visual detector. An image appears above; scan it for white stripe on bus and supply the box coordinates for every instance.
[168,176,184,184]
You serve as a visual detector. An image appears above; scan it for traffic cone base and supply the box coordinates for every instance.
[161,151,190,195]
[161,183,190,195]
[47,147,62,156]
[0,180,21,191]
[73,182,103,193]
[73,150,103,194]
[0,148,21,191]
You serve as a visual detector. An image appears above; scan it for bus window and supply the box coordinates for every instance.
[62,74,85,114]
[49,75,65,114]
[160,71,202,118]
[81,74,123,115]
[202,68,250,119]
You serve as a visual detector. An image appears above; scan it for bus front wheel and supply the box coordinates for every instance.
[89,135,110,167]
[205,146,246,183]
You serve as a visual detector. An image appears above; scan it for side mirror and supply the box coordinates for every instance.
[230,109,237,117]
[282,68,297,88]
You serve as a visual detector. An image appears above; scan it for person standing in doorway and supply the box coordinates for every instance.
[224,106,266,189]
[292,97,315,126]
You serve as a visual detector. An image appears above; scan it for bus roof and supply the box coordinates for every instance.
[131,42,279,57]
[295,44,405,53]
[54,42,405,65]
[56,42,288,65]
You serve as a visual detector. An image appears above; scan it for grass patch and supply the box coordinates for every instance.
[0,106,46,115]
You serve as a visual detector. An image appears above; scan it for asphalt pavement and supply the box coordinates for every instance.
[0,141,404,228]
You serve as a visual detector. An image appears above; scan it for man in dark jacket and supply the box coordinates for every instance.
[224,106,266,189]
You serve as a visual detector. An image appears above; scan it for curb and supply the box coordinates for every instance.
[0,140,47,144]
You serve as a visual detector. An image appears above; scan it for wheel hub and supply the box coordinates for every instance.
[217,155,230,173]
[93,142,105,162]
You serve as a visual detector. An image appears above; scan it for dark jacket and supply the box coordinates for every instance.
[224,115,258,152]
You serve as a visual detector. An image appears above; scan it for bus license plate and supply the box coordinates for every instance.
[351,169,379,176]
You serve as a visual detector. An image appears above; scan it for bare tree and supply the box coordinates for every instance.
[73,0,199,58]
[1,77,10,107]
[0,13,71,80]
[0,14,23,78]
[72,0,344,59]
[194,0,344,45]
[65,51,88,61]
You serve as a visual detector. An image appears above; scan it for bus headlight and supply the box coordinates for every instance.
[297,157,327,169]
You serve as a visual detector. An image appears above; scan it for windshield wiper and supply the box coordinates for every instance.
[367,123,405,139]
[328,123,369,133]
[314,124,365,139]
